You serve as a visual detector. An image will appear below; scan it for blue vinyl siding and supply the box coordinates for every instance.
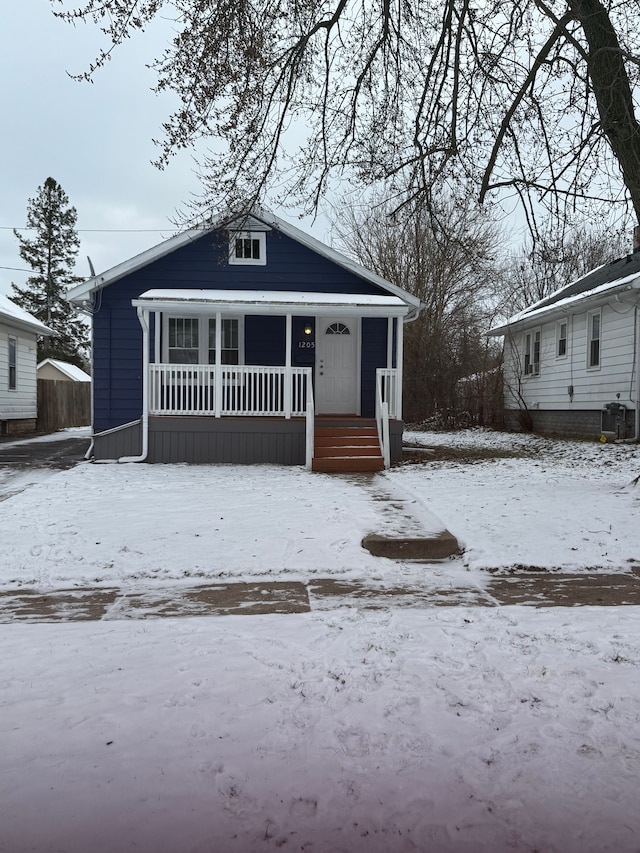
[93,227,395,431]
[361,317,389,417]
[245,315,286,366]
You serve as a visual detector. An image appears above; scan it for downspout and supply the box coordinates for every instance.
[119,306,150,462]
[85,297,96,460]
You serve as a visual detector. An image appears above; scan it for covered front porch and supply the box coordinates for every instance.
[96,289,408,469]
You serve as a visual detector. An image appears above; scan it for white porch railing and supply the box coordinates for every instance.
[375,373,391,469]
[376,368,400,419]
[149,364,312,418]
[375,368,400,469]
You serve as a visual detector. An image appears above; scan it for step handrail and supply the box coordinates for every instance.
[375,372,391,469]
[305,377,315,470]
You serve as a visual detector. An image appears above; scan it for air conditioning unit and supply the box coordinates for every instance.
[601,402,627,439]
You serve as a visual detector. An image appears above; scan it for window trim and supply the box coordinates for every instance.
[229,231,267,266]
[523,327,541,376]
[587,309,601,369]
[8,335,17,390]
[167,317,200,364]
[556,319,568,359]
[208,317,242,365]
[163,315,244,365]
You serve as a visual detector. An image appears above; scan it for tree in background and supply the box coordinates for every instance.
[504,224,631,314]
[53,0,640,233]
[335,199,506,425]
[11,177,89,367]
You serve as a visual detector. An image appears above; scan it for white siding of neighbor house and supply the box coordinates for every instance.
[504,300,638,411]
[0,322,39,419]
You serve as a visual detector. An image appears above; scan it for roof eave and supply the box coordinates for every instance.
[0,313,55,336]
[66,208,422,311]
[489,277,640,336]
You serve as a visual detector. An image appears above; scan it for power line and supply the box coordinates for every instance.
[1,226,172,233]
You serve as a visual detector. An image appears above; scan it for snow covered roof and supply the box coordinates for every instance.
[133,289,409,316]
[66,208,422,315]
[0,293,54,336]
[37,358,91,382]
[490,250,640,335]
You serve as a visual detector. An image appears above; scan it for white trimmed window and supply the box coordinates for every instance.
[208,318,240,364]
[587,310,601,368]
[165,316,243,364]
[556,320,568,358]
[229,231,266,266]
[523,327,541,375]
[168,317,199,364]
[8,336,17,390]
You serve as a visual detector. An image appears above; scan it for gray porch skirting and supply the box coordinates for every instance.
[93,416,404,464]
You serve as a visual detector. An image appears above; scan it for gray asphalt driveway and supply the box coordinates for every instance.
[0,430,91,500]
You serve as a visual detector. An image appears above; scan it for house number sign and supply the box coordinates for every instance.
[298,341,315,348]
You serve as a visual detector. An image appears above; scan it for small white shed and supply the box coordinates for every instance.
[37,358,91,383]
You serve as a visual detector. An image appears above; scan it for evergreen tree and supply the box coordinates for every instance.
[11,177,89,367]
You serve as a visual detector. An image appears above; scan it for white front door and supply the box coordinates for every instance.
[316,318,359,414]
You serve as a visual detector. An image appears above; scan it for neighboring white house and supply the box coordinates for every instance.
[489,250,640,441]
[0,293,54,436]
[37,358,91,383]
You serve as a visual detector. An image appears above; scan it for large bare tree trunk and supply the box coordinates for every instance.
[571,0,640,222]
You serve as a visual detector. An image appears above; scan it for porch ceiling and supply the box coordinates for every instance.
[133,289,410,317]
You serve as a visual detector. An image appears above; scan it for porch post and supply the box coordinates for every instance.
[284,313,292,419]
[387,317,393,368]
[214,311,222,418]
[395,317,403,420]
[153,311,161,363]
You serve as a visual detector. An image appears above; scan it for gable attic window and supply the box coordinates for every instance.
[229,231,266,266]
[523,328,541,375]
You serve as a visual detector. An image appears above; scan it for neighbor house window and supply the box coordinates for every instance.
[168,317,199,364]
[229,231,266,266]
[208,318,240,364]
[8,336,16,390]
[587,310,601,368]
[524,328,541,375]
[556,320,567,358]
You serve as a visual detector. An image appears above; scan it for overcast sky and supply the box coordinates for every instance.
[0,2,333,298]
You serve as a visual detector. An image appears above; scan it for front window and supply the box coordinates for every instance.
[524,328,541,375]
[168,318,199,364]
[165,316,243,364]
[588,311,600,368]
[229,231,266,266]
[209,318,239,364]
[8,336,16,390]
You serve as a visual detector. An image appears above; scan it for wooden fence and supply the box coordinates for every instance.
[36,379,91,432]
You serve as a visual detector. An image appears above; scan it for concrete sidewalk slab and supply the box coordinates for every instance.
[2,571,640,622]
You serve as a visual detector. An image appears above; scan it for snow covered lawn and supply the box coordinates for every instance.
[1,428,640,851]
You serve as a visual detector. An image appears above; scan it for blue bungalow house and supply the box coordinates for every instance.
[67,210,422,471]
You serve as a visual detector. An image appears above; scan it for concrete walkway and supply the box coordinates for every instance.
[2,570,640,622]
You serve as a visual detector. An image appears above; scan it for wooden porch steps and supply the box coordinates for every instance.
[312,418,384,473]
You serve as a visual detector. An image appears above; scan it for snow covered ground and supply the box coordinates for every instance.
[1,428,640,852]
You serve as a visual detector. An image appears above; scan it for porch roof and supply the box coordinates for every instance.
[133,289,410,317]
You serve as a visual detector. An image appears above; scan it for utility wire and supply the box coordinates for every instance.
[0,226,172,232]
